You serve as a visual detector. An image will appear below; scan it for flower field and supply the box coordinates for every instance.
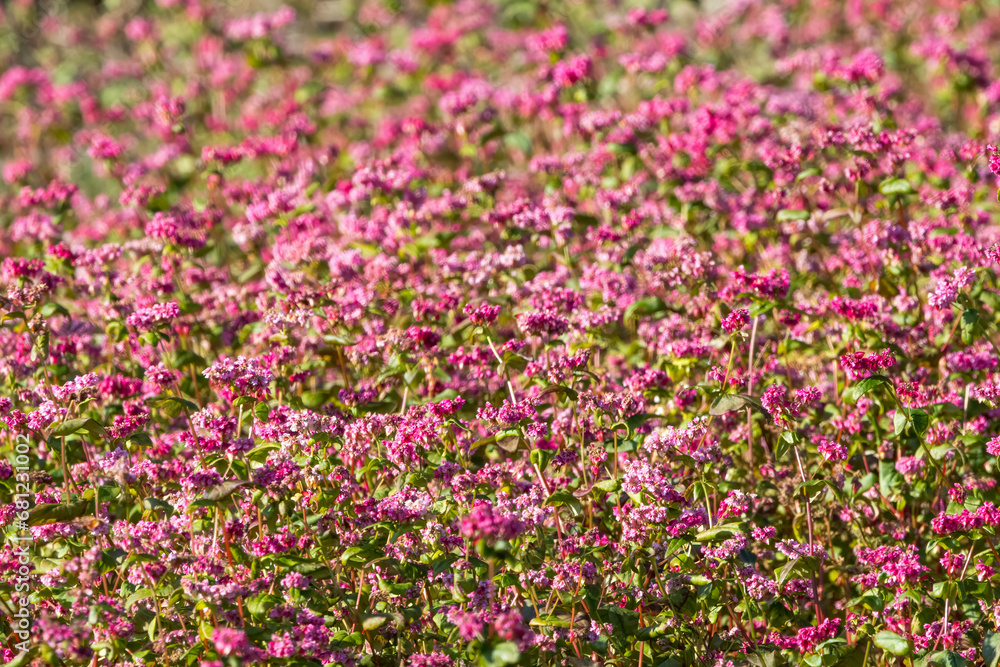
[5,0,1000,665]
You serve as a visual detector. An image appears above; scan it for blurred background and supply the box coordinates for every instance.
[0,0,689,64]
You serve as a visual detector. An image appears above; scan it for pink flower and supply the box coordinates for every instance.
[552,55,592,88]
[126,302,180,330]
[895,456,926,478]
[816,437,847,462]
[464,302,501,326]
[721,308,750,333]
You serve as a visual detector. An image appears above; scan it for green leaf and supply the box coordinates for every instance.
[879,459,904,498]
[601,605,640,637]
[846,374,893,404]
[52,419,111,440]
[480,641,520,667]
[874,630,911,656]
[764,601,794,631]
[138,331,160,347]
[52,418,89,436]
[748,651,788,667]
[99,547,127,573]
[203,480,258,502]
[931,580,957,599]
[961,309,979,345]
[253,402,271,422]
[776,431,798,460]
[81,418,110,442]
[504,131,531,154]
[546,489,582,514]
[777,209,809,221]
[983,630,1000,667]
[530,448,554,473]
[625,412,657,434]
[593,478,621,493]
[106,320,127,342]
[341,544,382,568]
[894,408,929,437]
[146,396,199,419]
[537,384,579,402]
[496,430,522,454]
[695,523,742,542]
[276,554,332,577]
[142,498,174,515]
[500,350,528,374]
[657,657,684,667]
[378,578,412,596]
[636,622,671,640]
[775,561,797,588]
[28,500,92,525]
[530,614,572,628]
[878,178,914,195]
[624,297,667,324]
[775,556,820,587]
[856,473,877,495]
[5,647,38,667]
[856,592,884,612]
[796,479,826,498]
[926,651,969,667]
[607,142,637,156]
[893,410,908,436]
[127,431,153,448]
[360,615,386,631]
[361,612,403,631]
[709,393,770,418]
[39,302,70,319]
[301,391,329,409]
[126,587,153,610]
[172,350,207,368]
[247,593,282,620]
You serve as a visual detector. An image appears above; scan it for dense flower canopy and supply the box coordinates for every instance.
[4,0,1000,666]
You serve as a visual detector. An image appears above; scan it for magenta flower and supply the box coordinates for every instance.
[463,302,501,326]
[7,1,1000,664]
[721,308,750,333]
[126,301,180,330]
[203,356,274,398]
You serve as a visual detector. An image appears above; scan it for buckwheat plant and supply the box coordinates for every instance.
[5,1,1000,667]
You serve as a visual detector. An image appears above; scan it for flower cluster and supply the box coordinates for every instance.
[3,1,1000,666]
[125,301,180,331]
